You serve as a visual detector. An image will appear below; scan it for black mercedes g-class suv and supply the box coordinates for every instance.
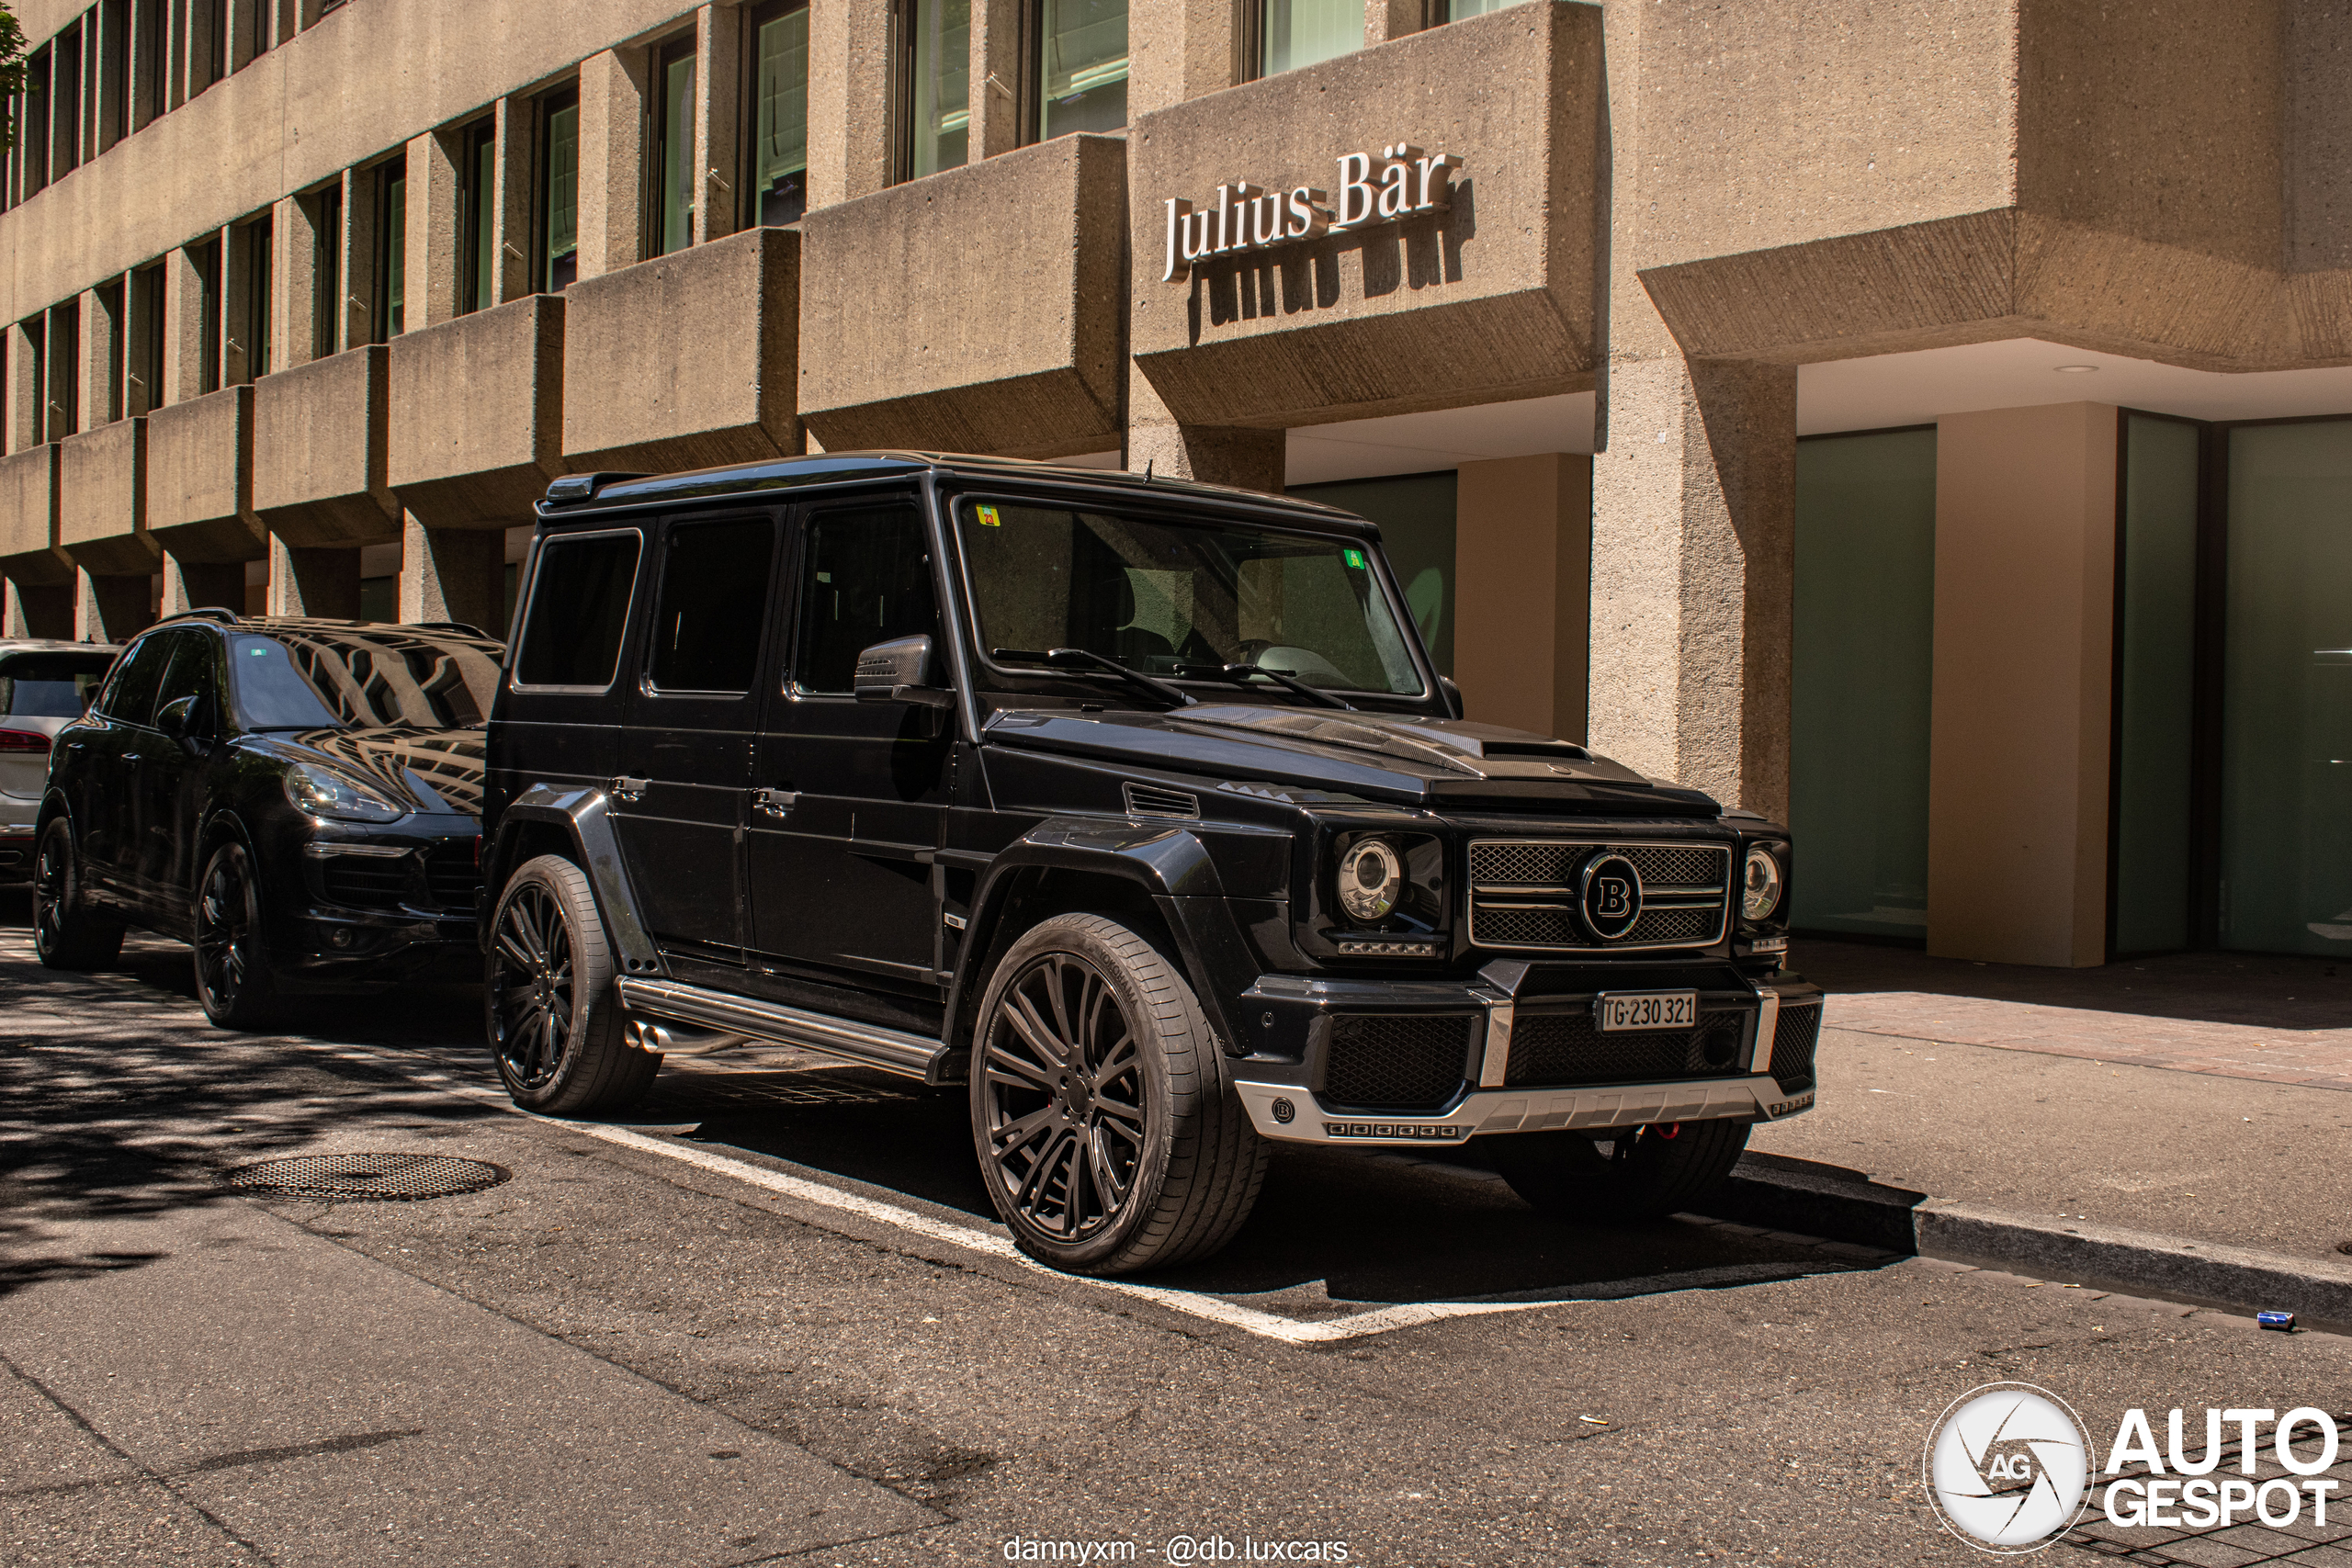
[481,452,1820,1275]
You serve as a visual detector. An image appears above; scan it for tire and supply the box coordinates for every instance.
[1491,1119,1751,1224]
[193,840,282,1030]
[485,853,658,1116]
[969,913,1267,1276]
[31,818,123,971]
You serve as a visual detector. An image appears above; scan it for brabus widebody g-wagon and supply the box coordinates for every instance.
[481,452,1821,1275]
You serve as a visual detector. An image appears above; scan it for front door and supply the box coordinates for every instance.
[746,498,952,991]
[131,630,226,923]
[72,629,182,898]
[609,512,782,958]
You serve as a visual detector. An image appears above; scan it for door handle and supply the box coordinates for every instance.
[752,787,797,818]
[611,775,650,802]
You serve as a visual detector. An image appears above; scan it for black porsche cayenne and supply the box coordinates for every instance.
[32,611,503,1027]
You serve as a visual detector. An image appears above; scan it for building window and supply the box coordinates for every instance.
[207,0,228,88]
[53,23,82,177]
[194,235,221,393]
[242,215,272,380]
[49,306,79,438]
[1446,0,1520,17]
[19,318,45,443]
[459,117,495,313]
[746,1,808,225]
[904,0,968,180]
[1036,0,1125,139]
[127,261,162,414]
[137,0,164,125]
[651,34,696,256]
[374,158,404,340]
[310,184,341,357]
[102,0,130,145]
[1257,0,1360,77]
[538,88,578,290]
[24,45,50,197]
[247,0,272,60]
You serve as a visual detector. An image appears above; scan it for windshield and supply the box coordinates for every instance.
[956,500,1425,696]
[229,626,505,732]
[0,651,115,717]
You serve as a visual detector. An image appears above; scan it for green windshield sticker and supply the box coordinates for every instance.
[1343,548,1366,570]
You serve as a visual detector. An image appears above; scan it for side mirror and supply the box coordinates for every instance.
[156,693,209,751]
[854,635,954,711]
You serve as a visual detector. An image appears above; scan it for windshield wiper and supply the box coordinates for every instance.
[1178,662,1354,712]
[991,649,1195,709]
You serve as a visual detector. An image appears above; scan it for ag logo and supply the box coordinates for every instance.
[1924,1382,2090,1552]
[1578,852,1643,941]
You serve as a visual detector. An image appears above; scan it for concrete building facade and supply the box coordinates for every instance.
[2,0,2347,969]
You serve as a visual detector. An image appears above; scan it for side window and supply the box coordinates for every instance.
[794,504,938,695]
[96,632,181,728]
[153,632,221,714]
[513,531,644,690]
[646,517,776,694]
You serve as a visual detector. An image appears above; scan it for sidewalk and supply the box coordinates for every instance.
[1744,939,2352,1271]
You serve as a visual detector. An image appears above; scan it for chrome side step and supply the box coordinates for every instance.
[615,976,954,1085]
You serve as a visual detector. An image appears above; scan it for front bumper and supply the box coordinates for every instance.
[1227,960,1821,1146]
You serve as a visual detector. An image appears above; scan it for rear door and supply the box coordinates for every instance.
[67,629,180,896]
[608,511,783,960]
[746,496,953,991]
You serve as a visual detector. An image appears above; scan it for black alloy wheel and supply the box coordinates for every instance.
[484,854,657,1115]
[491,876,575,1094]
[194,840,279,1029]
[31,817,123,971]
[980,950,1149,1247]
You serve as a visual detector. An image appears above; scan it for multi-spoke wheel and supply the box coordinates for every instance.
[970,913,1266,1275]
[1490,1119,1751,1224]
[485,854,656,1115]
[31,817,122,971]
[194,840,279,1029]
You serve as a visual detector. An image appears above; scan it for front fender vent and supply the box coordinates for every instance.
[1122,782,1200,819]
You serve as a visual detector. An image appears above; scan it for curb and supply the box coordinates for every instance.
[1696,1153,2352,1331]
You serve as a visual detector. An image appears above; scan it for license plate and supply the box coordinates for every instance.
[1596,990,1698,1032]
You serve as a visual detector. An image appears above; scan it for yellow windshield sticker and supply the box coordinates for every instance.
[976,504,1001,526]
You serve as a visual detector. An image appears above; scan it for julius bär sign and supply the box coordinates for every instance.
[1159,145,1465,283]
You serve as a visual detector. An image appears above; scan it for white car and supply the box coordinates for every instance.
[1,639,120,880]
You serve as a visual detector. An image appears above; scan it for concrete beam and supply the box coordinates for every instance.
[387,293,564,527]
[252,344,400,547]
[57,418,152,578]
[145,384,264,564]
[0,446,64,568]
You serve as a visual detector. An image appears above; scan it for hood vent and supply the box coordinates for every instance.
[1123,782,1200,819]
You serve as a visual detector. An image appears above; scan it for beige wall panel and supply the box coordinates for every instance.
[145,385,266,560]
[1928,401,2117,968]
[252,344,401,547]
[800,137,1125,457]
[1127,3,1600,431]
[387,293,564,525]
[1125,0,1239,118]
[0,446,64,570]
[804,0,897,209]
[1453,453,1589,744]
[57,420,149,574]
[563,228,798,472]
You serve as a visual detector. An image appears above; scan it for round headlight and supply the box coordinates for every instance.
[1338,838,1404,923]
[1741,845,1784,922]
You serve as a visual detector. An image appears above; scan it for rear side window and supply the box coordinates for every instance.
[796,505,936,695]
[96,632,180,728]
[0,652,114,717]
[514,531,643,689]
[646,517,775,694]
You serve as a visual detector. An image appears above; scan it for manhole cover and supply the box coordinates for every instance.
[218,1153,511,1202]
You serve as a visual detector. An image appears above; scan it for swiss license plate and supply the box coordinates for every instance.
[1596,990,1698,1032]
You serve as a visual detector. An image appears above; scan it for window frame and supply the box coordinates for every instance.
[534,84,579,292]
[1029,0,1131,144]
[458,115,497,315]
[506,526,650,695]
[788,498,944,699]
[371,152,405,343]
[639,510,784,699]
[741,0,811,228]
[647,31,698,258]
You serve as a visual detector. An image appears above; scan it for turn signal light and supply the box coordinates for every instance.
[0,729,51,754]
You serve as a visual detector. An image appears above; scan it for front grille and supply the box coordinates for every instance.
[424,843,481,910]
[321,859,413,908]
[1321,1014,1476,1111]
[1770,1003,1823,1094]
[1467,839,1731,952]
[1504,1007,1747,1089]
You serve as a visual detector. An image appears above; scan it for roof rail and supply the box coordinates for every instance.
[407,622,493,638]
[153,607,243,626]
[545,471,650,504]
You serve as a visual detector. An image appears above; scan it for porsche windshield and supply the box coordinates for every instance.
[956,500,1425,696]
[231,626,505,731]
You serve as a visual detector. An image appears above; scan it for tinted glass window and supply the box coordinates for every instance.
[230,627,505,731]
[0,652,115,717]
[647,517,775,694]
[97,632,181,728]
[514,533,642,689]
[796,505,937,695]
[154,632,221,711]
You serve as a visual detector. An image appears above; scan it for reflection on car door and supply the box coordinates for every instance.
[747,498,951,992]
[608,512,782,960]
[130,630,224,922]
[69,629,180,897]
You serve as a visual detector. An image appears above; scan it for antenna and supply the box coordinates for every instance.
[1144,459,1155,481]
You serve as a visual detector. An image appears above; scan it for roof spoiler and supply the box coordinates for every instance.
[544,471,650,504]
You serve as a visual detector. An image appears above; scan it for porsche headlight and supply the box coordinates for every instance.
[1741,845,1785,922]
[1338,838,1405,923]
[284,761,406,824]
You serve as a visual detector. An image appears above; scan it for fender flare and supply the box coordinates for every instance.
[483,784,665,976]
[948,819,1260,1058]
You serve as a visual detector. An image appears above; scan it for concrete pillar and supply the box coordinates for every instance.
[968,0,1023,161]
[805,0,898,207]
[4,579,74,638]
[694,6,742,243]
[491,96,534,304]
[1588,353,1796,820]
[7,321,42,453]
[78,287,119,430]
[265,533,360,617]
[1363,0,1423,47]
[1127,0,1239,117]
[396,515,503,631]
[408,129,462,329]
[1125,371,1282,491]
[161,242,212,404]
[75,568,153,642]
[339,164,379,353]
[270,194,317,370]
[161,552,243,615]
[576,49,649,281]
[1928,402,2119,968]
[1455,454,1590,743]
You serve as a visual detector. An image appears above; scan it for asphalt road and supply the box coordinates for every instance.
[3,891,2346,1568]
